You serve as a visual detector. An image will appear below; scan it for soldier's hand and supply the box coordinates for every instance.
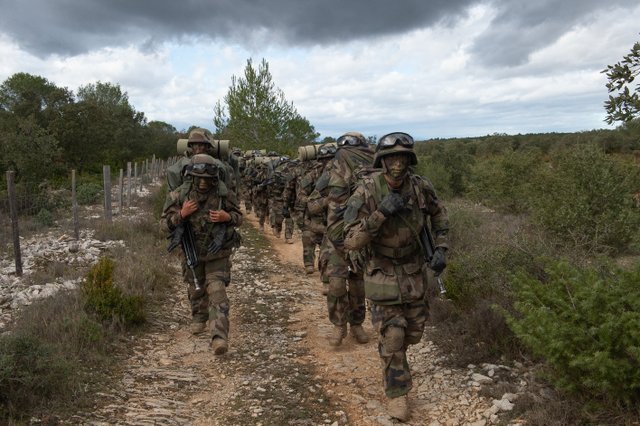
[180,200,198,219]
[430,247,447,273]
[209,209,231,222]
[377,192,405,217]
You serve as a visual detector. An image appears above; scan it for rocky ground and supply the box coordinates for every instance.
[0,183,531,425]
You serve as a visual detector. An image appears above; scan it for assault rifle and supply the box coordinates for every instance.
[420,226,447,295]
[167,221,203,291]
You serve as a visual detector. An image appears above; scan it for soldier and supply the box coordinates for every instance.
[269,156,295,242]
[323,132,374,347]
[162,154,243,355]
[297,143,336,274]
[253,158,272,230]
[166,129,215,191]
[343,132,449,421]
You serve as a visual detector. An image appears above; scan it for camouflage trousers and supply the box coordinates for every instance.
[302,230,323,269]
[326,243,366,326]
[269,199,294,239]
[183,256,231,341]
[254,193,269,227]
[370,300,428,398]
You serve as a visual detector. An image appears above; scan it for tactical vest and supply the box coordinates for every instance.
[177,181,239,260]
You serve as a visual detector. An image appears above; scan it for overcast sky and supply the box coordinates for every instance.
[0,0,638,140]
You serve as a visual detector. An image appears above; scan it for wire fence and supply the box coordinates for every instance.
[1,155,177,276]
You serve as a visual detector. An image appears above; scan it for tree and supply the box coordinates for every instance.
[603,40,640,124]
[213,58,318,154]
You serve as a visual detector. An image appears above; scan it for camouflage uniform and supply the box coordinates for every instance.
[323,133,374,345]
[269,158,295,240]
[297,160,327,271]
[252,162,271,229]
[162,155,243,349]
[343,132,449,407]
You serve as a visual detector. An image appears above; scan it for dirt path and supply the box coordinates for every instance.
[68,209,498,425]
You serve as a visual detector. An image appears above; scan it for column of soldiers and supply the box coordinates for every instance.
[162,129,449,422]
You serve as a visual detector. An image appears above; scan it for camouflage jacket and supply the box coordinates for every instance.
[325,146,374,248]
[162,181,243,261]
[343,171,449,304]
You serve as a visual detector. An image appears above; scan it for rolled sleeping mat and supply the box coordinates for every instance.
[298,144,319,161]
[177,139,189,155]
[211,139,231,160]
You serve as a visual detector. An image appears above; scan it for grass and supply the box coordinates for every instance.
[0,184,172,423]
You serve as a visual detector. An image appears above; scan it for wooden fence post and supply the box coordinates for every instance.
[6,171,23,277]
[126,161,132,208]
[118,169,124,215]
[134,162,138,194]
[71,169,79,240]
[103,165,112,222]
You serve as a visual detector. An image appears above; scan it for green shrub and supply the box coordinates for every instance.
[76,182,103,205]
[529,145,640,253]
[35,207,54,226]
[82,257,145,327]
[0,334,72,417]
[468,149,542,213]
[507,261,640,404]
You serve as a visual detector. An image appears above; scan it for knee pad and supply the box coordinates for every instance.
[328,277,347,297]
[383,326,405,353]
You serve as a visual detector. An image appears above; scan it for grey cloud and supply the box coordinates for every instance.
[471,0,638,67]
[0,0,476,56]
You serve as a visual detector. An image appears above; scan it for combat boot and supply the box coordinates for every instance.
[285,238,293,244]
[305,265,315,274]
[211,337,228,355]
[388,395,409,422]
[327,324,347,347]
[190,321,207,335]
[350,325,369,344]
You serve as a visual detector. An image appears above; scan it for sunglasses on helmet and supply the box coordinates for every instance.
[187,163,219,175]
[318,145,337,155]
[336,135,363,147]
[376,132,414,151]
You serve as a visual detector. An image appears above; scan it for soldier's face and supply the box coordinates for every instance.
[190,143,207,154]
[383,154,410,179]
[194,176,216,193]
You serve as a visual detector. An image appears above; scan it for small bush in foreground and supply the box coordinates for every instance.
[82,257,145,327]
[0,334,72,417]
[507,261,640,404]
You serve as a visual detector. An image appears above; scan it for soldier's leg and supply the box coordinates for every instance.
[183,261,208,332]
[301,230,315,270]
[371,303,413,398]
[284,217,294,241]
[318,237,331,295]
[347,272,366,326]
[326,245,350,346]
[347,271,369,343]
[205,257,231,345]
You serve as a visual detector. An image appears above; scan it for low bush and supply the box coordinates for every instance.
[76,181,103,205]
[507,261,640,404]
[82,257,145,327]
[36,207,54,226]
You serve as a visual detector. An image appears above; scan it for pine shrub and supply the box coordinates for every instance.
[507,261,640,404]
[82,257,145,327]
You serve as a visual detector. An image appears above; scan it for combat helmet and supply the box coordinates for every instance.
[336,131,367,148]
[185,154,220,178]
[187,128,214,148]
[373,132,417,167]
[317,142,337,160]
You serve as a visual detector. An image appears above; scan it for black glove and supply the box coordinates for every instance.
[430,247,447,273]
[377,192,405,217]
[282,206,290,218]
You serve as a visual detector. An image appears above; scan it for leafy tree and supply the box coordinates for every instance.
[0,72,72,130]
[603,40,640,124]
[213,58,318,154]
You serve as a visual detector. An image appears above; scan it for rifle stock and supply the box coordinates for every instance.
[167,221,203,291]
